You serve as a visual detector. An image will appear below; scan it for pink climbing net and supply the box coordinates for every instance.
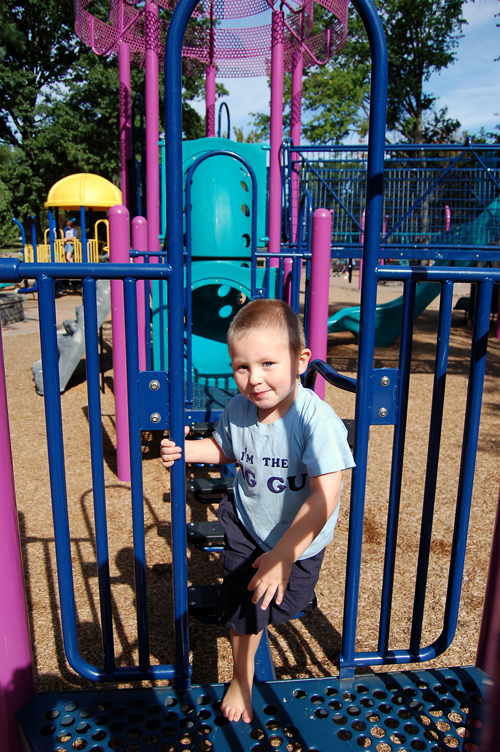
[74,0,349,77]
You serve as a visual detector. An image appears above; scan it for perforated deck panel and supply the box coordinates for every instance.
[17,666,486,751]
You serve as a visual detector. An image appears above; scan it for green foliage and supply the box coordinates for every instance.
[382,0,467,143]
[0,0,216,241]
[248,0,467,144]
[234,125,262,143]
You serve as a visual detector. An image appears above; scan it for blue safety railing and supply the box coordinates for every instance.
[283,141,500,261]
[0,258,186,683]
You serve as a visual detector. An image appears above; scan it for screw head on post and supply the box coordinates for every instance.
[378,407,388,418]
[149,379,160,391]
[150,412,161,424]
[380,376,390,386]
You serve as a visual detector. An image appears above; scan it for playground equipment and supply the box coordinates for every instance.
[282,141,500,260]
[1,1,499,751]
[16,173,121,266]
[327,194,500,347]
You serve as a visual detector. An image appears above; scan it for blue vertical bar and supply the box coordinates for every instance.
[378,279,415,656]
[38,274,91,677]
[123,277,151,673]
[82,277,115,674]
[165,0,199,689]
[409,280,453,655]
[340,0,388,678]
[80,206,87,264]
[439,278,493,651]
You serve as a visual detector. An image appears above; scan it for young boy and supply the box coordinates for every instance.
[161,299,354,723]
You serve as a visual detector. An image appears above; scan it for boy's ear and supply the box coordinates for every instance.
[298,348,311,375]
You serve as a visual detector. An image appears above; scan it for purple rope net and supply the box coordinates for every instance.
[74,0,348,77]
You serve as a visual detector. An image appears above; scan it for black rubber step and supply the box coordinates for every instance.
[187,476,234,503]
[187,520,225,550]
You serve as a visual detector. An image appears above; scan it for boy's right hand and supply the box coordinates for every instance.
[160,427,189,468]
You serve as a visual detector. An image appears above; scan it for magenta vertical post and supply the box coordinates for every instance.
[206,65,216,138]
[145,2,160,259]
[268,9,285,263]
[119,41,131,209]
[308,208,332,400]
[283,43,304,303]
[0,323,35,752]
[132,216,148,371]
[110,205,131,482]
[290,44,303,244]
[445,205,451,232]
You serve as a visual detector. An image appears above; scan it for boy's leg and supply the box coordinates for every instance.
[221,629,263,723]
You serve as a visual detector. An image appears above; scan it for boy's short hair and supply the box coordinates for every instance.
[227,299,306,354]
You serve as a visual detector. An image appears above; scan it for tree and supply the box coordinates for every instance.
[382,0,466,143]
[0,0,221,238]
[248,0,466,144]
[0,0,81,223]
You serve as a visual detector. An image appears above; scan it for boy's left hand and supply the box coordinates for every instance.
[248,550,293,610]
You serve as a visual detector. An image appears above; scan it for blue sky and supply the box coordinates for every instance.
[192,0,500,141]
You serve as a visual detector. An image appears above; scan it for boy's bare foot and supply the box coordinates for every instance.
[220,676,253,723]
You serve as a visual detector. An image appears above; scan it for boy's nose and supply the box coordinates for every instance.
[249,368,262,385]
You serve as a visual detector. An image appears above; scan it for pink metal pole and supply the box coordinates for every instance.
[283,44,304,304]
[445,205,451,232]
[358,209,365,291]
[119,41,131,208]
[268,9,285,265]
[290,44,303,244]
[206,65,216,138]
[308,208,332,400]
[0,323,35,752]
[110,205,131,482]
[132,216,148,371]
[145,2,160,259]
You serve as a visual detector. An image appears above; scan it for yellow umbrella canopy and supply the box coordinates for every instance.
[44,173,122,210]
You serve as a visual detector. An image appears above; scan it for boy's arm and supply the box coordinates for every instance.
[248,471,342,610]
[160,433,232,468]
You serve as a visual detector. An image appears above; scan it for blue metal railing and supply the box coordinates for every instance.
[283,141,500,260]
[0,259,183,682]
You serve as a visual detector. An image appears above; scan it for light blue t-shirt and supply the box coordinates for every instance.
[213,383,355,559]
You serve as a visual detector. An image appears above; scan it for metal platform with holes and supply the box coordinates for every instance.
[17,667,486,752]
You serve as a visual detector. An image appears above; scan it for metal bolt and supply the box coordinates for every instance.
[150,412,161,424]
[149,379,160,391]
[378,407,388,418]
[380,375,390,387]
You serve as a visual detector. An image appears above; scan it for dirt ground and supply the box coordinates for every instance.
[1,271,499,694]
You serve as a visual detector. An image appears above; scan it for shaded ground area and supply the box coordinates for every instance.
[2,273,499,694]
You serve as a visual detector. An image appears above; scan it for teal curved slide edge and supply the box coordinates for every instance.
[329,195,500,346]
[328,260,477,348]
[328,272,442,347]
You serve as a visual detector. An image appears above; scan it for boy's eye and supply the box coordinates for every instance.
[263,362,273,367]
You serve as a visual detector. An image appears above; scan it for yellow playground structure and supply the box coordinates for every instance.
[23,173,122,263]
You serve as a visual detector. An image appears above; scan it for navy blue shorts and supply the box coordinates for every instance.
[216,496,325,635]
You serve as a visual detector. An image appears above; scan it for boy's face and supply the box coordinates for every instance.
[229,327,311,423]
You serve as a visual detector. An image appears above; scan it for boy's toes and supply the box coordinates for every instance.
[241,708,253,723]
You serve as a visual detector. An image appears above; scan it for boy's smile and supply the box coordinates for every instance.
[229,328,311,423]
